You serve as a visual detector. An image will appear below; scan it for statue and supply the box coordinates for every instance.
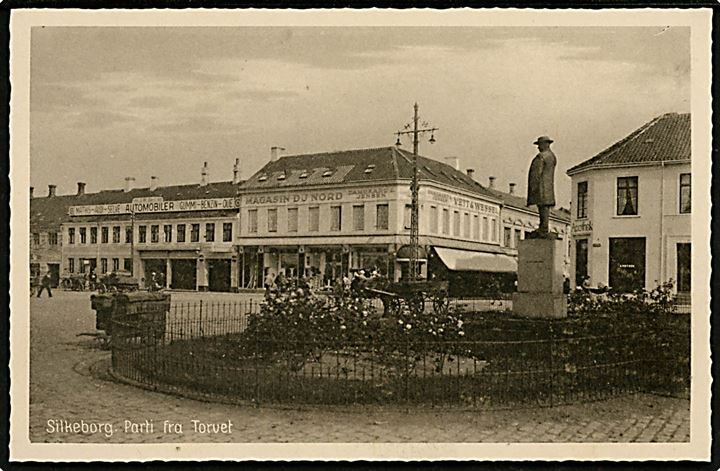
[526,136,557,238]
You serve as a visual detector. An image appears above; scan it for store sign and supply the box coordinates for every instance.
[68,196,241,216]
[426,189,498,215]
[571,220,593,234]
[244,191,344,206]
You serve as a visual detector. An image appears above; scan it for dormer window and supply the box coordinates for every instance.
[364,164,376,174]
[258,174,268,182]
[322,170,333,178]
[277,173,286,181]
[299,170,309,179]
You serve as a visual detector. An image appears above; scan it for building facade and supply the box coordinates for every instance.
[566,112,691,294]
[29,184,75,286]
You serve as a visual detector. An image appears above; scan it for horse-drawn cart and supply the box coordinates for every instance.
[364,278,449,315]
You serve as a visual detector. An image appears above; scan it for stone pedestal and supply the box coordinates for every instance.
[512,238,567,318]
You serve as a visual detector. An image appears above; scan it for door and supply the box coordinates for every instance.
[48,264,60,287]
[574,239,589,287]
[171,259,197,290]
[208,259,231,292]
[609,237,646,292]
[676,243,691,292]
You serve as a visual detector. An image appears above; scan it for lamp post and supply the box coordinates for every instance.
[395,102,438,282]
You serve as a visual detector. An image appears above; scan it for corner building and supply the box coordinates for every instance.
[236,147,514,289]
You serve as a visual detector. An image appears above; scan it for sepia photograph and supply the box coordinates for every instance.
[8,8,712,461]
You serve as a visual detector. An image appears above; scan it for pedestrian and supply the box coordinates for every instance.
[264,270,276,296]
[37,272,53,298]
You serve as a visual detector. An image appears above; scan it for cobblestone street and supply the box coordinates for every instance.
[28,291,690,443]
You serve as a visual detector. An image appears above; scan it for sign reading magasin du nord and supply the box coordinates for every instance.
[68,196,241,216]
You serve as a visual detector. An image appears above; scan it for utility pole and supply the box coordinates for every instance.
[395,103,438,282]
[129,208,135,276]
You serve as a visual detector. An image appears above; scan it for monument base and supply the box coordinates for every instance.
[512,292,567,318]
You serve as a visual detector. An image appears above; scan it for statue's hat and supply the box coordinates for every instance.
[533,136,554,145]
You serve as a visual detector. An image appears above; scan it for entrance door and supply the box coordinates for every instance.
[676,243,691,292]
[208,259,231,292]
[47,263,60,287]
[574,239,589,287]
[609,237,646,292]
[171,259,197,290]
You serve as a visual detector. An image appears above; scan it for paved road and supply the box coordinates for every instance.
[28,291,690,443]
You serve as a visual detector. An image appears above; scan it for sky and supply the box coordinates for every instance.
[29,26,690,207]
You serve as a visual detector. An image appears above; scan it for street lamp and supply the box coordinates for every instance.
[394,102,438,282]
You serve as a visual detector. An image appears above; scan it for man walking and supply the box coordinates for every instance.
[37,271,53,298]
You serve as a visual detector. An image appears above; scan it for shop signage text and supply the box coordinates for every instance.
[427,189,498,215]
[244,191,344,206]
[571,220,593,234]
[68,197,241,216]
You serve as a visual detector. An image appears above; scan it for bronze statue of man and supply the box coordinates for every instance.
[526,136,556,238]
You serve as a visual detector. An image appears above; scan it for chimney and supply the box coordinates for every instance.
[233,158,242,184]
[30,186,34,199]
[444,156,460,171]
[200,162,208,186]
[270,146,285,162]
[509,182,516,195]
[77,182,86,196]
[466,169,475,180]
[488,176,496,189]
[124,177,135,193]
[149,176,159,191]
[48,184,56,197]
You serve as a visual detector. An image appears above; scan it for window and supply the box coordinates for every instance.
[577,181,588,219]
[48,232,58,245]
[223,222,233,241]
[79,227,87,244]
[101,227,108,244]
[32,233,40,246]
[308,207,319,232]
[453,211,460,236]
[267,209,278,233]
[248,209,258,233]
[176,224,186,242]
[68,228,75,244]
[353,205,365,231]
[514,228,522,248]
[376,204,389,230]
[112,226,121,243]
[90,227,97,244]
[616,176,638,216]
[100,258,108,274]
[150,225,159,243]
[68,258,75,273]
[463,213,470,238]
[112,258,120,271]
[205,223,215,241]
[679,173,691,214]
[287,208,298,233]
[191,224,200,242]
[442,209,450,234]
[503,227,512,247]
[474,215,480,240]
[125,227,133,243]
[139,225,147,243]
[164,224,172,243]
[429,206,438,233]
[403,204,412,229]
[124,258,132,272]
[490,218,497,242]
[330,206,342,231]
[482,217,488,241]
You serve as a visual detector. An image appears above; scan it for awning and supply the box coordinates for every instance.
[434,247,517,273]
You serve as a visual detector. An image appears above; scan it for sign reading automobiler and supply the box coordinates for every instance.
[67,196,241,216]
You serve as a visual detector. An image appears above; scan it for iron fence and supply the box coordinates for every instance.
[109,299,689,409]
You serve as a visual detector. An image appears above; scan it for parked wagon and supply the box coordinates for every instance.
[61,274,87,291]
[96,271,139,293]
[364,278,450,315]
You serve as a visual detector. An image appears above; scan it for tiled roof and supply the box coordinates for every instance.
[485,188,571,223]
[240,146,500,201]
[30,181,240,230]
[567,113,690,175]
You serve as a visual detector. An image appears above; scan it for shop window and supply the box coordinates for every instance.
[463,213,470,238]
[191,224,200,242]
[125,227,133,243]
[150,225,159,243]
[32,233,40,246]
[68,228,75,244]
[453,211,460,236]
[100,258,108,274]
[616,176,638,216]
[124,258,133,273]
[503,227,512,247]
[376,204,389,230]
[101,227,109,243]
[442,209,450,234]
[164,224,172,243]
[577,181,588,219]
[679,173,691,214]
[514,228,522,247]
[429,206,438,233]
[90,227,97,244]
[206,223,215,241]
[248,210,258,233]
[473,215,480,240]
[353,205,365,231]
[177,224,186,242]
[79,227,87,244]
[308,207,319,232]
[287,208,298,233]
[68,258,75,273]
[223,222,233,241]
[112,258,120,271]
[330,206,342,231]
[48,232,58,245]
[482,217,488,241]
[267,209,278,233]
[574,239,588,287]
[490,218,497,242]
[403,204,412,229]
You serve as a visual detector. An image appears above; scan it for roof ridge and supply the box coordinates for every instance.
[279,146,395,160]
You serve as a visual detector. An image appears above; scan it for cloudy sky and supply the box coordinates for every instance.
[30,26,690,206]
